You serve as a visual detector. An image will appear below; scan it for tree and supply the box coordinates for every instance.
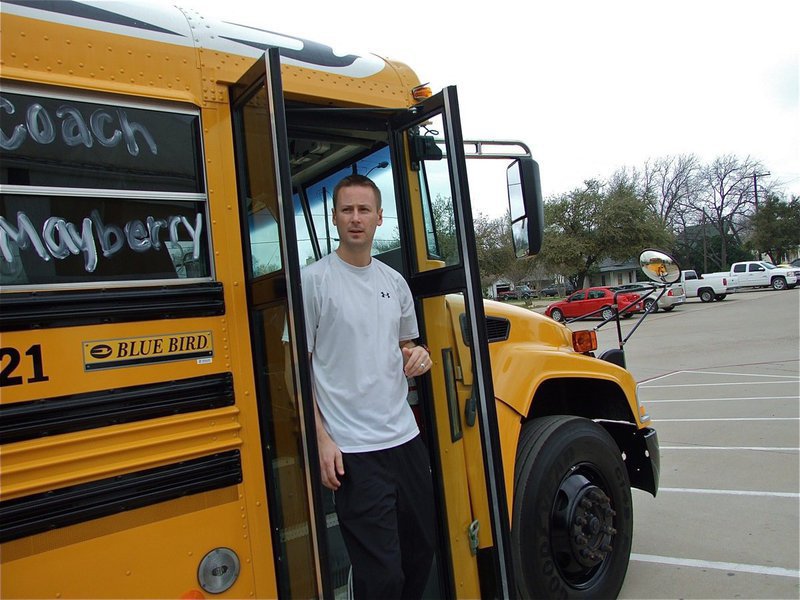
[690,154,762,268]
[473,211,544,291]
[473,211,514,288]
[540,179,671,289]
[642,154,700,232]
[748,194,800,264]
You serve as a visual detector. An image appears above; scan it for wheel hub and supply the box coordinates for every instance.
[551,471,616,582]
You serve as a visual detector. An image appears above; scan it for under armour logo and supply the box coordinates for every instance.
[381,291,391,298]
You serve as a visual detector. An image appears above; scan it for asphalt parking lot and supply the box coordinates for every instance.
[577,288,800,598]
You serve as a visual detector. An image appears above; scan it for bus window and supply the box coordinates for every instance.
[299,145,398,264]
[0,88,211,288]
[0,91,203,193]
[292,192,318,267]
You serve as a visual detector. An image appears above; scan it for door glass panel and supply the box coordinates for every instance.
[256,303,316,598]
[233,79,319,598]
[239,96,283,278]
[249,200,282,276]
[414,114,461,267]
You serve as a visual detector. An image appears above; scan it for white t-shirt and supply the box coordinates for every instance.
[302,251,420,452]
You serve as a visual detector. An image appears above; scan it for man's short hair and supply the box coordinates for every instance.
[333,174,382,209]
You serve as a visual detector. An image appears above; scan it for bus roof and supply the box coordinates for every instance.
[0,0,422,108]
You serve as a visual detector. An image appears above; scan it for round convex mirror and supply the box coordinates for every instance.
[639,249,681,284]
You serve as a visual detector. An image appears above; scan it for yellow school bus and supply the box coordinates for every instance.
[0,2,658,598]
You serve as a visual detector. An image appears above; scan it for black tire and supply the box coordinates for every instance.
[601,306,615,321]
[699,288,714,303]
[771,277,787,291]
[550,308,564,322]
[715,294,727,301]
[644,298,658,313]
[662,305,675,312]
[512,416,633,599]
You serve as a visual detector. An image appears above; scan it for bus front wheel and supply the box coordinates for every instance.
[512,416,633,599]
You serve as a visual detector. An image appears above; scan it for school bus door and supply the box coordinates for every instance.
[388,90,516,598]
[230,49,514,598]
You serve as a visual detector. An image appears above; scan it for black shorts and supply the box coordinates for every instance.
[335,435,436,600]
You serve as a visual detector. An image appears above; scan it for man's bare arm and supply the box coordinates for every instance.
[310,353,344,490]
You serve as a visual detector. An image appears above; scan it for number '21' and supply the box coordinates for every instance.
[0,345,50,386]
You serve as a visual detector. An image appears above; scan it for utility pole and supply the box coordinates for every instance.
[751,172,770,260]
[752,171,770,211]
[702,211,708,274]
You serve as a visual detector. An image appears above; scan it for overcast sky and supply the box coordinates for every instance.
[182,0,799,216]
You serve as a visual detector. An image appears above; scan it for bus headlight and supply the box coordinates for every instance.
[198,548,240,594]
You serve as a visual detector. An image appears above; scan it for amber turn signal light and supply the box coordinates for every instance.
[572,330,597,354]
[412,83,433,100]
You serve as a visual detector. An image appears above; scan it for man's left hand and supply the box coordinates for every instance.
[402,345,431,376]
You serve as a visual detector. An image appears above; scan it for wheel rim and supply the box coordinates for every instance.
[601,307,614,321]
[549,465,616,588]
[552,309,563,322]
[645,300,655,312]
[774,279,785,290]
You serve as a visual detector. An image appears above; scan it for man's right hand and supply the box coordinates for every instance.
[317,429,344,490]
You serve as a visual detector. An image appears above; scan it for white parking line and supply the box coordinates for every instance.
[661,446,799,452]
[669,369,800,379]
[644,381,799,388]
[639,368,800,385]
[645,396,798,403]
[630,553,800,578]
[656,417,799,422]
[659,487,799,498]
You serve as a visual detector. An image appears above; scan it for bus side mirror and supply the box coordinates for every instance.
[506,157,544,257]
[639,249,681,284]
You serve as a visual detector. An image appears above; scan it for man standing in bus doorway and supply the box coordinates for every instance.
[301,174,436,599]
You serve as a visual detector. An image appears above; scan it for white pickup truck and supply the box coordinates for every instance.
[729,261,799,291]
[680,270,731,302]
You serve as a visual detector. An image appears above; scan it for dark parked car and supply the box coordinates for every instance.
[539,286,558,297]
[498,285,536,300]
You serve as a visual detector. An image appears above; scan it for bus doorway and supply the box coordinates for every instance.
[231,50,513,598]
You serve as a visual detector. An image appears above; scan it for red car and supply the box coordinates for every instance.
[545,286,642,322]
